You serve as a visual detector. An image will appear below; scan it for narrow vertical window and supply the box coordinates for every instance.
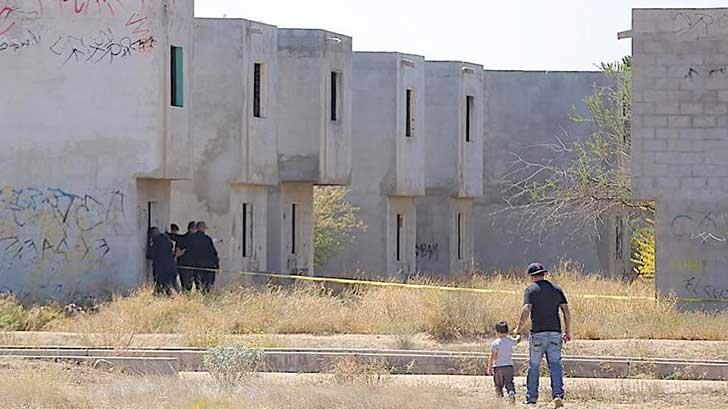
[331,71,338,121]
[147,202,154,232]
[242,203,248,258]
[457,212,463,260]
[616,218,623,260]
[253,63,262,118]
[291,204,297,255]
[465,95,474,142]
[405,89,414,137]
[396,214,403,262]
[171,46,184,107]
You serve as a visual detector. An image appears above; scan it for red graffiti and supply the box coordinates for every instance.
[0,6,15,37]
[58,0,116,16]
[125,12,150,36]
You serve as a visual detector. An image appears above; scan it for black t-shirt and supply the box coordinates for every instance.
[524,280,568,333]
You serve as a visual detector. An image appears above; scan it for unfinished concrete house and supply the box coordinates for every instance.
[323,52,426,277]
[170,18,278,285]
[268,29,353,275]
[415,62,484,276]
[631,8,728,302]
[0,0,193,299]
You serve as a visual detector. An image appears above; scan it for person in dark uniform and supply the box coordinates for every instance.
[169,224,180,236]
[191,221,219,293]
[175,221,198,292]
[148,227,179,296]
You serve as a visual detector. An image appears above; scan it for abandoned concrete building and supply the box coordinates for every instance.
[1,0,662,301]
[323,52,426,277]
[169,18,279,288]
[631,8,728,302]
[415,61,485,276]
[170,24,353,283]
[0,0,194,300]
[267,29,352,277]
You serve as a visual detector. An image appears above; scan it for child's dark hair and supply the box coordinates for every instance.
[495,321,509,334]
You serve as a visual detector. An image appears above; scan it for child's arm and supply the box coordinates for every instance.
[487,350,497,376]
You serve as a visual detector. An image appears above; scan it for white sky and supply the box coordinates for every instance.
[195,0,728,71]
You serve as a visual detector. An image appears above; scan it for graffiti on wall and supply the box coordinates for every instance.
[415,242,439,262]
[683,275,728,301]
[673,12,728,40]
[0,186,126,290]
[0,0,156,62]
[670,210,728,247]
[49,27,155,64]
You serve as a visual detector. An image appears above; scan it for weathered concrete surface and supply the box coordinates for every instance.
[276,29,352,185]
[0,0,193,300]
[267,183,314,275]
[475,70,615,274]
[170,18,277,277]
[323,53,425,277]
[632,8,728,301]
[416,61,484,276]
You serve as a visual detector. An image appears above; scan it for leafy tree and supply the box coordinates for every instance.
[313,186,366,269]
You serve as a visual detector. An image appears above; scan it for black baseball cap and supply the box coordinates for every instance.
[527,262,548,276]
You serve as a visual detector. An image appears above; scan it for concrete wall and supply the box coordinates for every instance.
[416,197,474,275]
[632,8,728,301]
[267,183,314,275]
[416,61,483,276]
[424,62,484,198]
[476,70,613,274]
[0,0,192,300]
[276,29,352,185]
[170,18,277,276]
[322,53,425,277]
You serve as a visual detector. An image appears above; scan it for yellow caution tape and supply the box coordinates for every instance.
[176,266,727,304]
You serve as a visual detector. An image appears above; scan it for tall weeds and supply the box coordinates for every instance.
[2,262,724,342]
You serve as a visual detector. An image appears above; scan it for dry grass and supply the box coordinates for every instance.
[5,261,728,344]
[1,359,728,409]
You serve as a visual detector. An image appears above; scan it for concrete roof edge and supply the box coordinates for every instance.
[426,60,484,69]
[483,69,603,74]
[194,17,277,29]
[354,51,426,59]
[278,28,353,40]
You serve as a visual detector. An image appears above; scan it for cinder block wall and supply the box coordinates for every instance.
[633,8,728,301]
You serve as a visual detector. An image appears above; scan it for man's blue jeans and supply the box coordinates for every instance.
[526,331,564,403]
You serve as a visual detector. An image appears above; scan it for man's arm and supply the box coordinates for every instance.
[513,304,531,335]
[207,237,220,268]
[560,303,572,342]
[487,350,497,376]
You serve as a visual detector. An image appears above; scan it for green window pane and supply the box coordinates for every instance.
[171,46,183,107]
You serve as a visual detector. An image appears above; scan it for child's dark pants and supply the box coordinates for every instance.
[494,365,516,397]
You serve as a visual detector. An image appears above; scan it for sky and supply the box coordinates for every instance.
[195,0,728,71]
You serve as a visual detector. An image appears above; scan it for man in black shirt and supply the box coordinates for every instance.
[190,221,219,293]
[514,262,572,407]
[148,227,178,296]
[175,221,198,292]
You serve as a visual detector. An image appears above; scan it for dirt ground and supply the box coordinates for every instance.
[3,331,728,361]
[1,358,727,409]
